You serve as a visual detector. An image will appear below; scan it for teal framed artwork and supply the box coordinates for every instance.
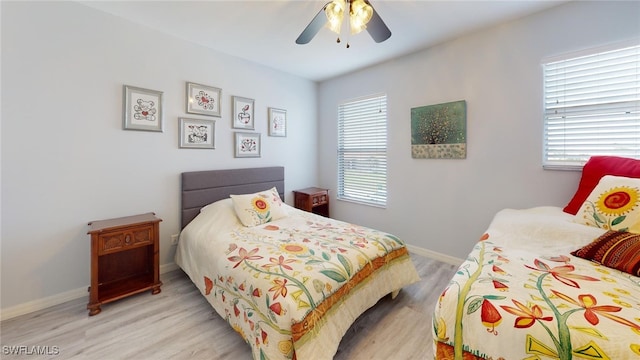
[411,100,467,159]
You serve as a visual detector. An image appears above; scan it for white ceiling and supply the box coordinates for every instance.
[79,0,568,82]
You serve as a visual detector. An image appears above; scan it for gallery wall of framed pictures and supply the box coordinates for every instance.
[121,81,287,158]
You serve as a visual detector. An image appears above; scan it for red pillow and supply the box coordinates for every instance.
[563,156,640,215]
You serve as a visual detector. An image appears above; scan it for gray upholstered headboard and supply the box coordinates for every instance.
[181,166,285,229]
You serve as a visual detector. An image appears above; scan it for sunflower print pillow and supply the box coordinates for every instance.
[574,175,640,233]
[231,187,288,227]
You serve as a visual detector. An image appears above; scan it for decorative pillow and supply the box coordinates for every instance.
[563,156,640,215]
[574,175,640,233]
[571,230,640,276]
[230,187,287,227]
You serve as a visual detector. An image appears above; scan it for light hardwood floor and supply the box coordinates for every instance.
[1,254,458,360]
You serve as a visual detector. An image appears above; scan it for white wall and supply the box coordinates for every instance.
[318,1,640,259]
[1,1,318,313]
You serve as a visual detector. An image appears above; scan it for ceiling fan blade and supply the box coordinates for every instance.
[366,3,391,43]
[296,3,330,45]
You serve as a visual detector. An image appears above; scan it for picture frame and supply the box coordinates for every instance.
[179,118,216,149]
[268,107,287,137]
[232,96,255,130]
[411,100,467,159]
[234,132,261,158]
[186,82,222,117]
[122,85,163,132]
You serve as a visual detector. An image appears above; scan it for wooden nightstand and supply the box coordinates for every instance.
[293,187,330,217]
[87,212,162,316]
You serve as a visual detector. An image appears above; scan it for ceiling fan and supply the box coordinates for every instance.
[296,0,391,47]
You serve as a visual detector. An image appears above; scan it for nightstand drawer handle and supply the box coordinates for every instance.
[125,234,131,245]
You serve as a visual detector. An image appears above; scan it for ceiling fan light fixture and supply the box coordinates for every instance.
[296,0,390,46]
[325,0,346,34]
[349,0,373,34]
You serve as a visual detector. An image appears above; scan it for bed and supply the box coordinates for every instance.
[433,157,640,360]
[175,167,420,360]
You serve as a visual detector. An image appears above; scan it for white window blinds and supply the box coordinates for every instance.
[337,94,387,207]
[543,43,640,169]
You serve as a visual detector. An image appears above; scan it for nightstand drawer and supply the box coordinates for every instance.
[312,194,327,205]
[98,225,153,255]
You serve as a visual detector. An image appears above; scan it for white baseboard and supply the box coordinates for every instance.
[406,244,464,266]
[0,286,89,322]
[160,262,180,273]
[0,263,181,321]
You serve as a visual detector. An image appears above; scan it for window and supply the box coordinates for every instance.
[543,42,640,170]
[337,94,387,207]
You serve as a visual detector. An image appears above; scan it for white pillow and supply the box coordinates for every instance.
[574,175,640,233]
[200,197,234,214]
[184,198,241,234]
[230,187,288,227]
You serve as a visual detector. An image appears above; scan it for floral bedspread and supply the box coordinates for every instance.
[175,199,420,360]
[433,207,640,360]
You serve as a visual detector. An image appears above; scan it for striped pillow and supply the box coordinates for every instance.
[571,230,640,276]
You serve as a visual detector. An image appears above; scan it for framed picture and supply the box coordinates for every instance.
[122,85,163,132]
[268,107,287,137]
[232,96,255,130]
[234,132,261,158]
[186,82,221,117]
[411,100,467,159]
[179,118,215,149]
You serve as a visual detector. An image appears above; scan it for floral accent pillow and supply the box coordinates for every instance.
[563,156,640,215]
[230,187,287,227]
[574,175,640,233]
